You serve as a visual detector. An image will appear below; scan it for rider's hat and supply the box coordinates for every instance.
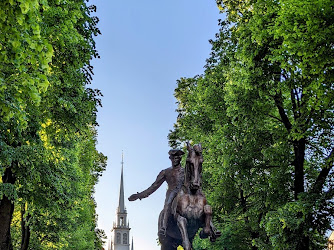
[168,149,184,156]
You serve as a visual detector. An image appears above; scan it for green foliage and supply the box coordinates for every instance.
[0,183,17,201]
[0,0,52,125]
[0,0,106,249]
[170,0,334,249]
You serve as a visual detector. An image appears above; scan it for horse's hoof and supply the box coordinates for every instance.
[199,229,209,239]
[215,230,222,237]
[210,237,216,242]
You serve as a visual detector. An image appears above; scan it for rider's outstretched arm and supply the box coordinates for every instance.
[129,170,165,200]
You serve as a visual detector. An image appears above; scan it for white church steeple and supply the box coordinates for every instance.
[111,152,131,250]
[118,153,126,214]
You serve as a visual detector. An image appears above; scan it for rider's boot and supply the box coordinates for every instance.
[159,208,169,236]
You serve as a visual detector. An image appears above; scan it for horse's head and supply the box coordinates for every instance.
[185,142,203,192]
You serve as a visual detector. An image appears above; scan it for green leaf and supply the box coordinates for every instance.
[11,40,21,49]
[19,1,30,14]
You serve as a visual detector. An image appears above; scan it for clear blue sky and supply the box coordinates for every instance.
[90,0,221,249]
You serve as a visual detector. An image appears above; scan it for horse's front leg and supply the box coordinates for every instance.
[176,214,191,250]
[200,205,212,239]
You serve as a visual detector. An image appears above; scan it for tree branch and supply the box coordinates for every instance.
[310,148,334,194]
[267,114,284,123]
[291,89,298,119]
[273,92,292,132]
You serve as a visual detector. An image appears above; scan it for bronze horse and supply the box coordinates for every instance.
[158,143,220,250]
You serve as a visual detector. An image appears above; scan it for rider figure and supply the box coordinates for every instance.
[128,149,185,236]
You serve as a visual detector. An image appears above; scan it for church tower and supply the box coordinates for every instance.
[111,154,131,250]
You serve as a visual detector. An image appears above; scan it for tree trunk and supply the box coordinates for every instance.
[0,167,16,250]
[292,138,309,249]
[0,196,14,250]
[296,228,310,250]
[20,204,30,250]
[293,138,306,200]
[240,189,259,250]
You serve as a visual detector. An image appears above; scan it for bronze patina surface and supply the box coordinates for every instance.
[129,142,221,250]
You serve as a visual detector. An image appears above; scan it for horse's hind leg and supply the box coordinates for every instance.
[161,243,176,250]
[176,214,191,250]
[160,238,178,250]
[159,233,178,250]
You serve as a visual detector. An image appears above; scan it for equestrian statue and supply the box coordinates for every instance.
[128,142,221,250]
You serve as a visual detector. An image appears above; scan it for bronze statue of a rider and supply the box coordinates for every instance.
[128,149,185,236]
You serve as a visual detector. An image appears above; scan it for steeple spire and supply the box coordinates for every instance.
[131,237,134,250]
[111,152,131,250]
[118,151,126,213]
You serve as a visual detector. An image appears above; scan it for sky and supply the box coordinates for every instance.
[90,0,221,249]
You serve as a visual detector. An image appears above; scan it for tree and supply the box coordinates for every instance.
[169,0,334,248]
[0,0,52,248]
[0,0,105,249]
